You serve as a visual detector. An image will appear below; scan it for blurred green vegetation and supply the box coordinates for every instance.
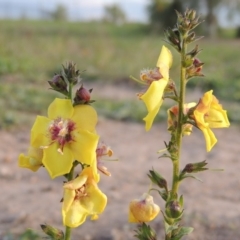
[0,19,239,128]
[2,229,41,240]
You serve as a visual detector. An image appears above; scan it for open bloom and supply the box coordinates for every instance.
[62,167,107,228]
[18,146,43,172]
[138,45,172,131]
[129,193,160,223]
[193,90,230,152]
[31,98,99,178]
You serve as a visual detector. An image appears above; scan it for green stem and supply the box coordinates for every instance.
[171,37,187,199]
[68,83,73,101]
[64,226,72,240]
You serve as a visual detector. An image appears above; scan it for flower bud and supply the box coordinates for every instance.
[165,200,182,219]
[129,193,160,223]
[148,169,168,191]
[193,58,203,73]
[48,74,68,94]
[74,85,92,104]
[62,62,80,85]
[40,224,64,240]
[182,160,208,174]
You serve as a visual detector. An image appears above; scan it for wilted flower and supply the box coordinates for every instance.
[96,142,113,176]
[129,193,160,223]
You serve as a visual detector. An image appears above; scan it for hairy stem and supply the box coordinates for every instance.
[170,37,187,199]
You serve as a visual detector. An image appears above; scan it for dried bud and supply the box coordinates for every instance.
[193,58,204,72]
[186,58,204,79]
[48,74,68,95]
[185,32,196,44]
[62,62,81,85]
[187,45,201,58]
[148,169,168,191]
[165,200,182,219]
[182,160,208,174]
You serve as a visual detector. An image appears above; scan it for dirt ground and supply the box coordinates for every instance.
[0,84,240,240]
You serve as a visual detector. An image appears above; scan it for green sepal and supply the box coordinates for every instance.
[148,169,168,192]
[179,173,203,182]
[134,223,157,240]
[171,227,194,240]
[165,222,179,235]
[40,224,64,240]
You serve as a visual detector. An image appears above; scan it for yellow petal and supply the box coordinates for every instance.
[194,109,209,128]
[48,98,74,120]
[62,188,76,213]
[71,129,99,165]
[199,126,217,152]
[62,200,89,228]
[31,116,50,147]
[42,143,74,178]
[156,45,172,79]
[72,105,98,132]
[63,174,88,190]
[141,80,167,131]
[81,182,107,215]
[18,153,42,172]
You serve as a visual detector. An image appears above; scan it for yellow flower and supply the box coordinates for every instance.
[193,90,230,152]
[18,146,43,172]
[139,45,172,131]
[62,167,107,228]
[129,193,160,223]
[30,98,99,178]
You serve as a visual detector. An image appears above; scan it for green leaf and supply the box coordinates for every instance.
[158,153,172,159]
[180,174,203,182]
[172,227,194,240]
[166,223,179,234]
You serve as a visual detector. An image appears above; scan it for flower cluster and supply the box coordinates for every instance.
[18,63,115,232]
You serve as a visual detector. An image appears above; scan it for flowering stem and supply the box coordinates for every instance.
[64,86,75,240]
[68,83,73,101]
[171,36,187,199]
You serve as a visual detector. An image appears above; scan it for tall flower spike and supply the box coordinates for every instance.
[193,90,230,152]
[62,167,107,228]
[30,98,99,178]
[139,46,172,131]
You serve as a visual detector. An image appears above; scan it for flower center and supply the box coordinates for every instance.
[140,67,163,85]
[74,184,87,200]
[48,117,76,153]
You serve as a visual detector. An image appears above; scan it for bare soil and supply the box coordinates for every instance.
[0,84,240,240]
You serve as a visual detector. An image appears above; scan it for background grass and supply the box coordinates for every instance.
[0,19,239,128]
